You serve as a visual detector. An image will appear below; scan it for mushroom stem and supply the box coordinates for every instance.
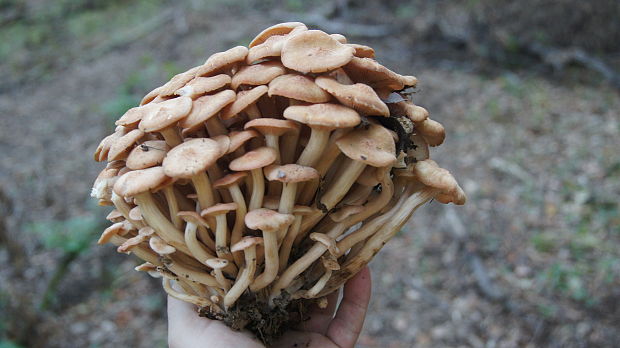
[163,186,182,229]
[163,278,221,312]
[111,192,146,228]
[196,225,216,251]
[134,192,190,254]
[298,144,341,204]
[245,103,262,120]
[248,168,265,210]
[166,258,220,288]
[224,246,257,308]
[275,182,298,242]
[214,214,233,261]
[229,185,247,266]
[205,117,227,137]
[280,130,299,164]
[183,221,216,264]
[249,228,278,292]
[160,127,182,148]
[297,269,332,299]
[191,172,216,210]
[265,134,282,196]
[213,268,231,292]
[296,128,330,166]
[278,214,302,272]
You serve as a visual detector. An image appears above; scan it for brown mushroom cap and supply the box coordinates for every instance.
[229,146,277,171]
[205,258,229,269]
[356,166,380,186]
[140,86,163,106]
[347,43,375,58]
[213,172,248,189]
[281,30,355,73]
[98,222,128,244]
[244,208,294,231]
[388,101,428,123]
[139,96,193,132]
[315,76,389,116]
[162,138,221,178]
[201,202,238,217]
[330,33,347,43]
[211,135,231,157]
[197,46,248,77]
[268,74,332,103]
[227,130,259,153]
[177,211,210,227]
[126,140,170,170]
[412,159,459,192]
[283,103,360,129]
[263,164,319,183]
[116,103,159,127]
[249,22,307,48]
[175,74,231,98]
[108,129,145,161]
[113,166,171,197]
[309,232,340,255]
[343,57,418,90]
[106,209,124,223]
[245,118,299,137]
[231,61,286,90]
[220,86,268,120]
[149,236,176,254]
[246,35,288,64]
[416,118,445,147]
[230,236,264,252]
[179,90,236,131]
[159,66,201,96]
[335,122,397,167]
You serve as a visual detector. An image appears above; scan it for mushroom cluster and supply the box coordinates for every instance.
[91,22,465,340]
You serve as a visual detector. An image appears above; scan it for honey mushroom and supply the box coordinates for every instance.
[175,74,231,99]
[179,89,236,137]
[201,203,238,261]
[228,147,277,210]
[277,205,314,273]
[205,258,232,292]
[138,96,193,147]
[224,236,263,308]
[213,172,249,266]
[231,61,286,91]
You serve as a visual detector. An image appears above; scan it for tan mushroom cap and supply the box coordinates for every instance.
[126,140,169,170]
[249,22,307,48]
[230,236,264,252]
[108,129,145,161]
[229,146,277,171]
[98,222,129,244]
[205,258,229,269]
[263,164,319,183]
[388,101,428,123]
[140,86,163,106]
[116,103,159,127]
[343,57,418,90]
[261,195,279,210]
[283,103,360,129]
[412,159,458,193]
[220,86,268,120]
[244,208,294,232]
[336,122,397,167]
[281,30,355,74]
[197,46,248,77]
[138,96,193,132]
[268,74,331,103]
[128,206,143,221]
[159,66,201,96]
[347,43,375,58]
[315,76,389,116]
[330,33,347,44]
[416,118,445,147]
[231,61,286,90]
[329,205,365,222]
[175,74,231,98]
[162,138,221,178]
[94,131,123,162]
[245,118,299,137]
[321,254,340,271]
[436,183,466,205]
[177,211,210,228]
[149,236,176,254]
[113,166,171,197]
[179,90,236,131]
[201,202,238,217]
[211,135,231,156]
[106,209,124,223]
[309,232,340,255]
[213,172,248,189]
[246,35,288,64]
[227,130,259,153]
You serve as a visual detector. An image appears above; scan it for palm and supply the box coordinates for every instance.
[168,267,372,348]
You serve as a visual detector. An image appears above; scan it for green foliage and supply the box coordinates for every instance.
[29,214,104,256]
[0,341,24,348]
[531,232,555,253]
[544,263,591,304]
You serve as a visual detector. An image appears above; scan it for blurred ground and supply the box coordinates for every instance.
[0,1,618,347]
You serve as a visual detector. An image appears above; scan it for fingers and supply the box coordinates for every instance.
[297,290,340,334]
[326,266,372,348]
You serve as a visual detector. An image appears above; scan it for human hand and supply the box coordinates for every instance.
[168,266,372,348]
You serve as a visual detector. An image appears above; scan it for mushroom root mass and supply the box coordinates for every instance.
[91,22,465,342]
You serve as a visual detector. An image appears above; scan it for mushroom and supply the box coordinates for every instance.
[230,61,286,90]
[175,74,231,99]
[412,159,466,205]
[293,255,340,299]
[159,66,201,97]
[197,46,249,77]
[205,258,232,291]
[201,203,238,261]
[268,74,332,104]
[117,226,155,253]
[281,30,355,74]
[138,96,193,147]
[179,90,236,137]
[220,85,268,121]
[283,103,360,167]
[107,129,145,161]
[228,147,277,210]
[149,235,176,255]
[106,209,124,223]
[343,57,418,90]
[314,76,389,116]
[213,172,248,266]
[278,205,314,272]
[245,209,294,292]
[347,43,375,58]
[223,236,263,308]
[415,118,446,147]
[388,100,428,123]
[249,22,307,47]
[126,140,169,170]
[244,118,299,165]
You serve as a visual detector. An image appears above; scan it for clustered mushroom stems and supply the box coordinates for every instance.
[93,23,466,327]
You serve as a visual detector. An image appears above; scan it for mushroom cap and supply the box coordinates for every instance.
[347,43,375,58]
[177,211,210,228]
[159,66,201,96]
[116,103,159,127]
[244,118,299,137]
[336,122,397,167]
[435,183,466,205]
[283,103,360,129]
[201,202,238,217]
[268,74,331,103]
[149,236,176,254]
[321,254,340,271]
[128,206,143,221]
[244,208,294,232]
[98,222,127,244]
[356,166,380,186]
[281,30,355,73]
[416,118,445,147]
[179,90,236,130]
[231,61,286,90]
[205,258,229,269]
[227,130,259,153]
[229,146,277,171]
[106,209,124,223]
[108,129,145,161]
[126,140,169,170]
[246,34,288,64]
[139,96,193,132]
[230,236,264,252]
[249,22,307,48]
[197,46,248,77]
[175,74,231,98]
[315,76,389,116]
[389,101,428,123]
[140,86,163,106]
[113,166,171,197]
[138,226,155,237]
[412,159,458,191]
[309,233,340,255]
[329,205,365,222]
[220,86,268,120]
[343,57,418,90]
[213,172,248,189]
[211,135,231,157]
[162,138,221,178]
[330,33,347,43]
[263,164,319,183]
[94,131,123,162]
